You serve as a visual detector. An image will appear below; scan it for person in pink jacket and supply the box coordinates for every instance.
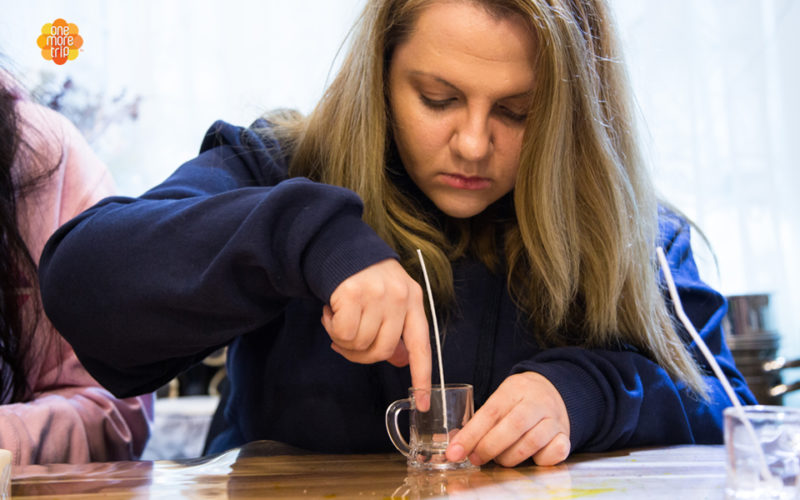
[0,70,152,465]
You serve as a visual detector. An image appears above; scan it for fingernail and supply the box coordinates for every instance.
[447,443,464,461]
[468,452,481,465]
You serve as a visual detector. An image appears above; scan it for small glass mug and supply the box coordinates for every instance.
[385,383,477,470]
[724,405,800,499]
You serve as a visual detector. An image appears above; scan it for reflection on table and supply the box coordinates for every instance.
[12,442,727,499]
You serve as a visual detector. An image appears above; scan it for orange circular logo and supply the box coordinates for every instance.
[37,19,83,65]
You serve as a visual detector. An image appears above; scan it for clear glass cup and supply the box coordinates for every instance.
[385,383,477,470]
[725,405,800,499]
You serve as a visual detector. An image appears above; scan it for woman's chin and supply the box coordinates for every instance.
[433,199,490,219]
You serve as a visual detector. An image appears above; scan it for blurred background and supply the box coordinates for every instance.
[2,0,798,454]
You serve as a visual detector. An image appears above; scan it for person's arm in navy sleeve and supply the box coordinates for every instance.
[38,120,398,398]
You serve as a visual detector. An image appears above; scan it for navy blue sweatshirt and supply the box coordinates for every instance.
[39,120,755,456]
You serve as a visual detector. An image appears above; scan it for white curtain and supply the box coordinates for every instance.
[0,0,367,194]
[613,0,800,404]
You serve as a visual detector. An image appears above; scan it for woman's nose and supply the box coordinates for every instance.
[452,110,492,162]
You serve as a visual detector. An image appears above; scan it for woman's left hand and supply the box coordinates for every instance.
[445,371,570,467]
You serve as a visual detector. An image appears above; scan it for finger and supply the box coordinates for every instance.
[338,303,404,363]
[532,432,570,466]
[468,410,537,466]
[493,417,563,467]
[402,294,431,410]
[327,300,362,345]
[329,341,400,367]
[446,396,509,464]
[366,278,414,360]
[348,300,384,351]
[321,304,334,332]
[386,340,409,367]
[329,340,375,363]
[333,343,409,369]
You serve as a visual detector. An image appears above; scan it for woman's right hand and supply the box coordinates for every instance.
[321,258,432,401]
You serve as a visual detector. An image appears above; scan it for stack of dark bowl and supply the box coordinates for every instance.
[724,294,799,405]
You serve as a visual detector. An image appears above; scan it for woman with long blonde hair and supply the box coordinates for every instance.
[40,0,754,466]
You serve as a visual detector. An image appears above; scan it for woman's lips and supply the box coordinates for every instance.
[440,173,491,190]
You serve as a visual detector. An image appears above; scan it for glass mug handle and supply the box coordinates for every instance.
[385,398,411,457]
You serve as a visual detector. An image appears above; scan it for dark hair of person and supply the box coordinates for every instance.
[0,76,55,403]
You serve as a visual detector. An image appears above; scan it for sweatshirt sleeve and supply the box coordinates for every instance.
[510,210,756,452]
[39,119,398,399]
[2,101,153,464]
[0,337,153,465]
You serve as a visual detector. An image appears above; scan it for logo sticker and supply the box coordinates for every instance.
[37,19,83,65]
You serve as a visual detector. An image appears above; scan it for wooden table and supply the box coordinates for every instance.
[11,442,729,499]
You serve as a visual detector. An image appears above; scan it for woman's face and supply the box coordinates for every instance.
[388,0,537,218]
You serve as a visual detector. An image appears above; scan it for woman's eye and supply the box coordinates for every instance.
[498,106,527,123]
[420,95,455,110]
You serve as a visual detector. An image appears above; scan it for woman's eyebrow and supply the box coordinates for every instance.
[409,70,534,100]
[500,89,534,101]
[409,70,461,92]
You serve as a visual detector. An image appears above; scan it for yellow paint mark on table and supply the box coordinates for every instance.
[546,487,616,499]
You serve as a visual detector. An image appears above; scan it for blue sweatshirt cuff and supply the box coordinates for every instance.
[302,211,399,303]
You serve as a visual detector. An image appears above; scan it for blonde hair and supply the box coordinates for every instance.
[266,0,707,396]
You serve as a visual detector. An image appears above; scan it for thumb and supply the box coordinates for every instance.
[387,340,409,367]
[321,304,334,333]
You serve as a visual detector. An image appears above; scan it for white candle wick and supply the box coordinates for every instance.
[416,249,449,440]
[656,247,772,482]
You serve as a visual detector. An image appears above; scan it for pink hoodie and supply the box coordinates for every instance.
[3,98,153,465]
